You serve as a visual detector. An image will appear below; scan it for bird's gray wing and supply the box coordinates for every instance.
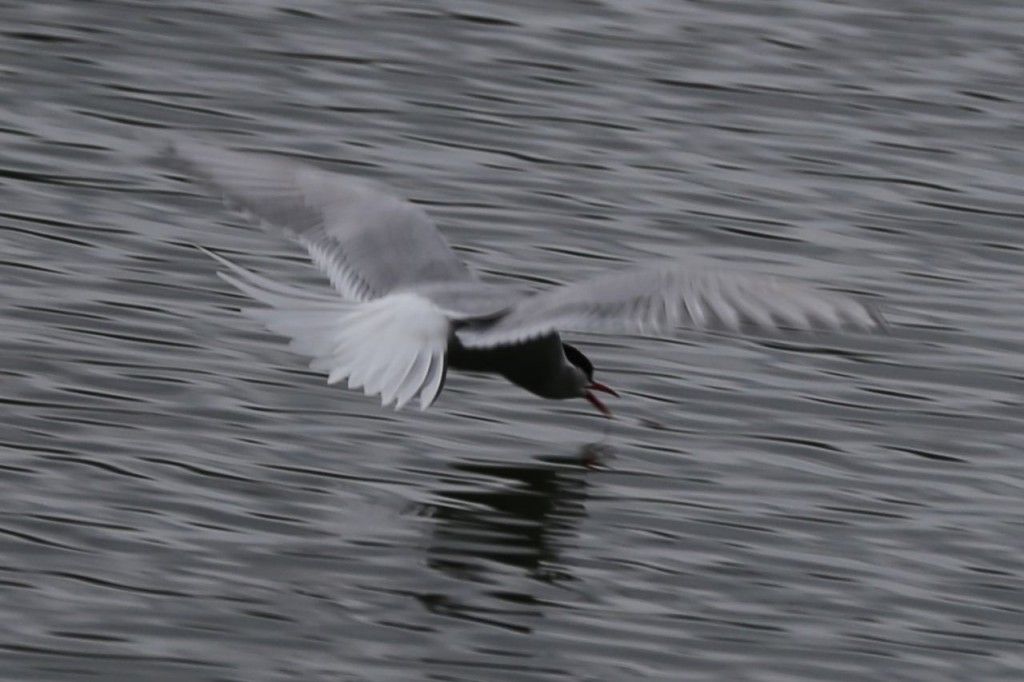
[162,140,475,301]
[456,258,885,348]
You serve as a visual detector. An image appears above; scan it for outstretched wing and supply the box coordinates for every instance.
[456,258,885,348]
[162,140,476,301]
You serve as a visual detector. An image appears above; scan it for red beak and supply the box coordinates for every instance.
[585,381,619,418]
[588,381,619,398]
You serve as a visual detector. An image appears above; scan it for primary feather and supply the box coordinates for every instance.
[163,140,475,301]
[456,258,884,348]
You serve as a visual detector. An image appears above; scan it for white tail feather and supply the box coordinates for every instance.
[201,248,450,410]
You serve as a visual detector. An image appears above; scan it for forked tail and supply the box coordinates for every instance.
[200,247,449,410]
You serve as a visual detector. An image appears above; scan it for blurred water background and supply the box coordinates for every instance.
[1,1,1023,680]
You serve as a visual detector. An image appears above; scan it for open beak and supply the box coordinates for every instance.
[585,381,619,418]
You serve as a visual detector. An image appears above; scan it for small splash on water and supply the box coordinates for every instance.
[577,441,617,468]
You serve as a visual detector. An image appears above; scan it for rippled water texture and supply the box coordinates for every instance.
[2,1,1023,680]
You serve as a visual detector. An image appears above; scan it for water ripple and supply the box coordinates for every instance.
[1,0,1023,681]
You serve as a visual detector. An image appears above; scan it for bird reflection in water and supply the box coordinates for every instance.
[420,444,607,585]
[412,444,606,633]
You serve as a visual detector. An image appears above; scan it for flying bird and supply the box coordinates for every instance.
[162,140,884,417]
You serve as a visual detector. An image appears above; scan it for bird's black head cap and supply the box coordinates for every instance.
[562,343,593,381]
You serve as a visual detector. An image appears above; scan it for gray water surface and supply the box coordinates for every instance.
[2,1,1023,680]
